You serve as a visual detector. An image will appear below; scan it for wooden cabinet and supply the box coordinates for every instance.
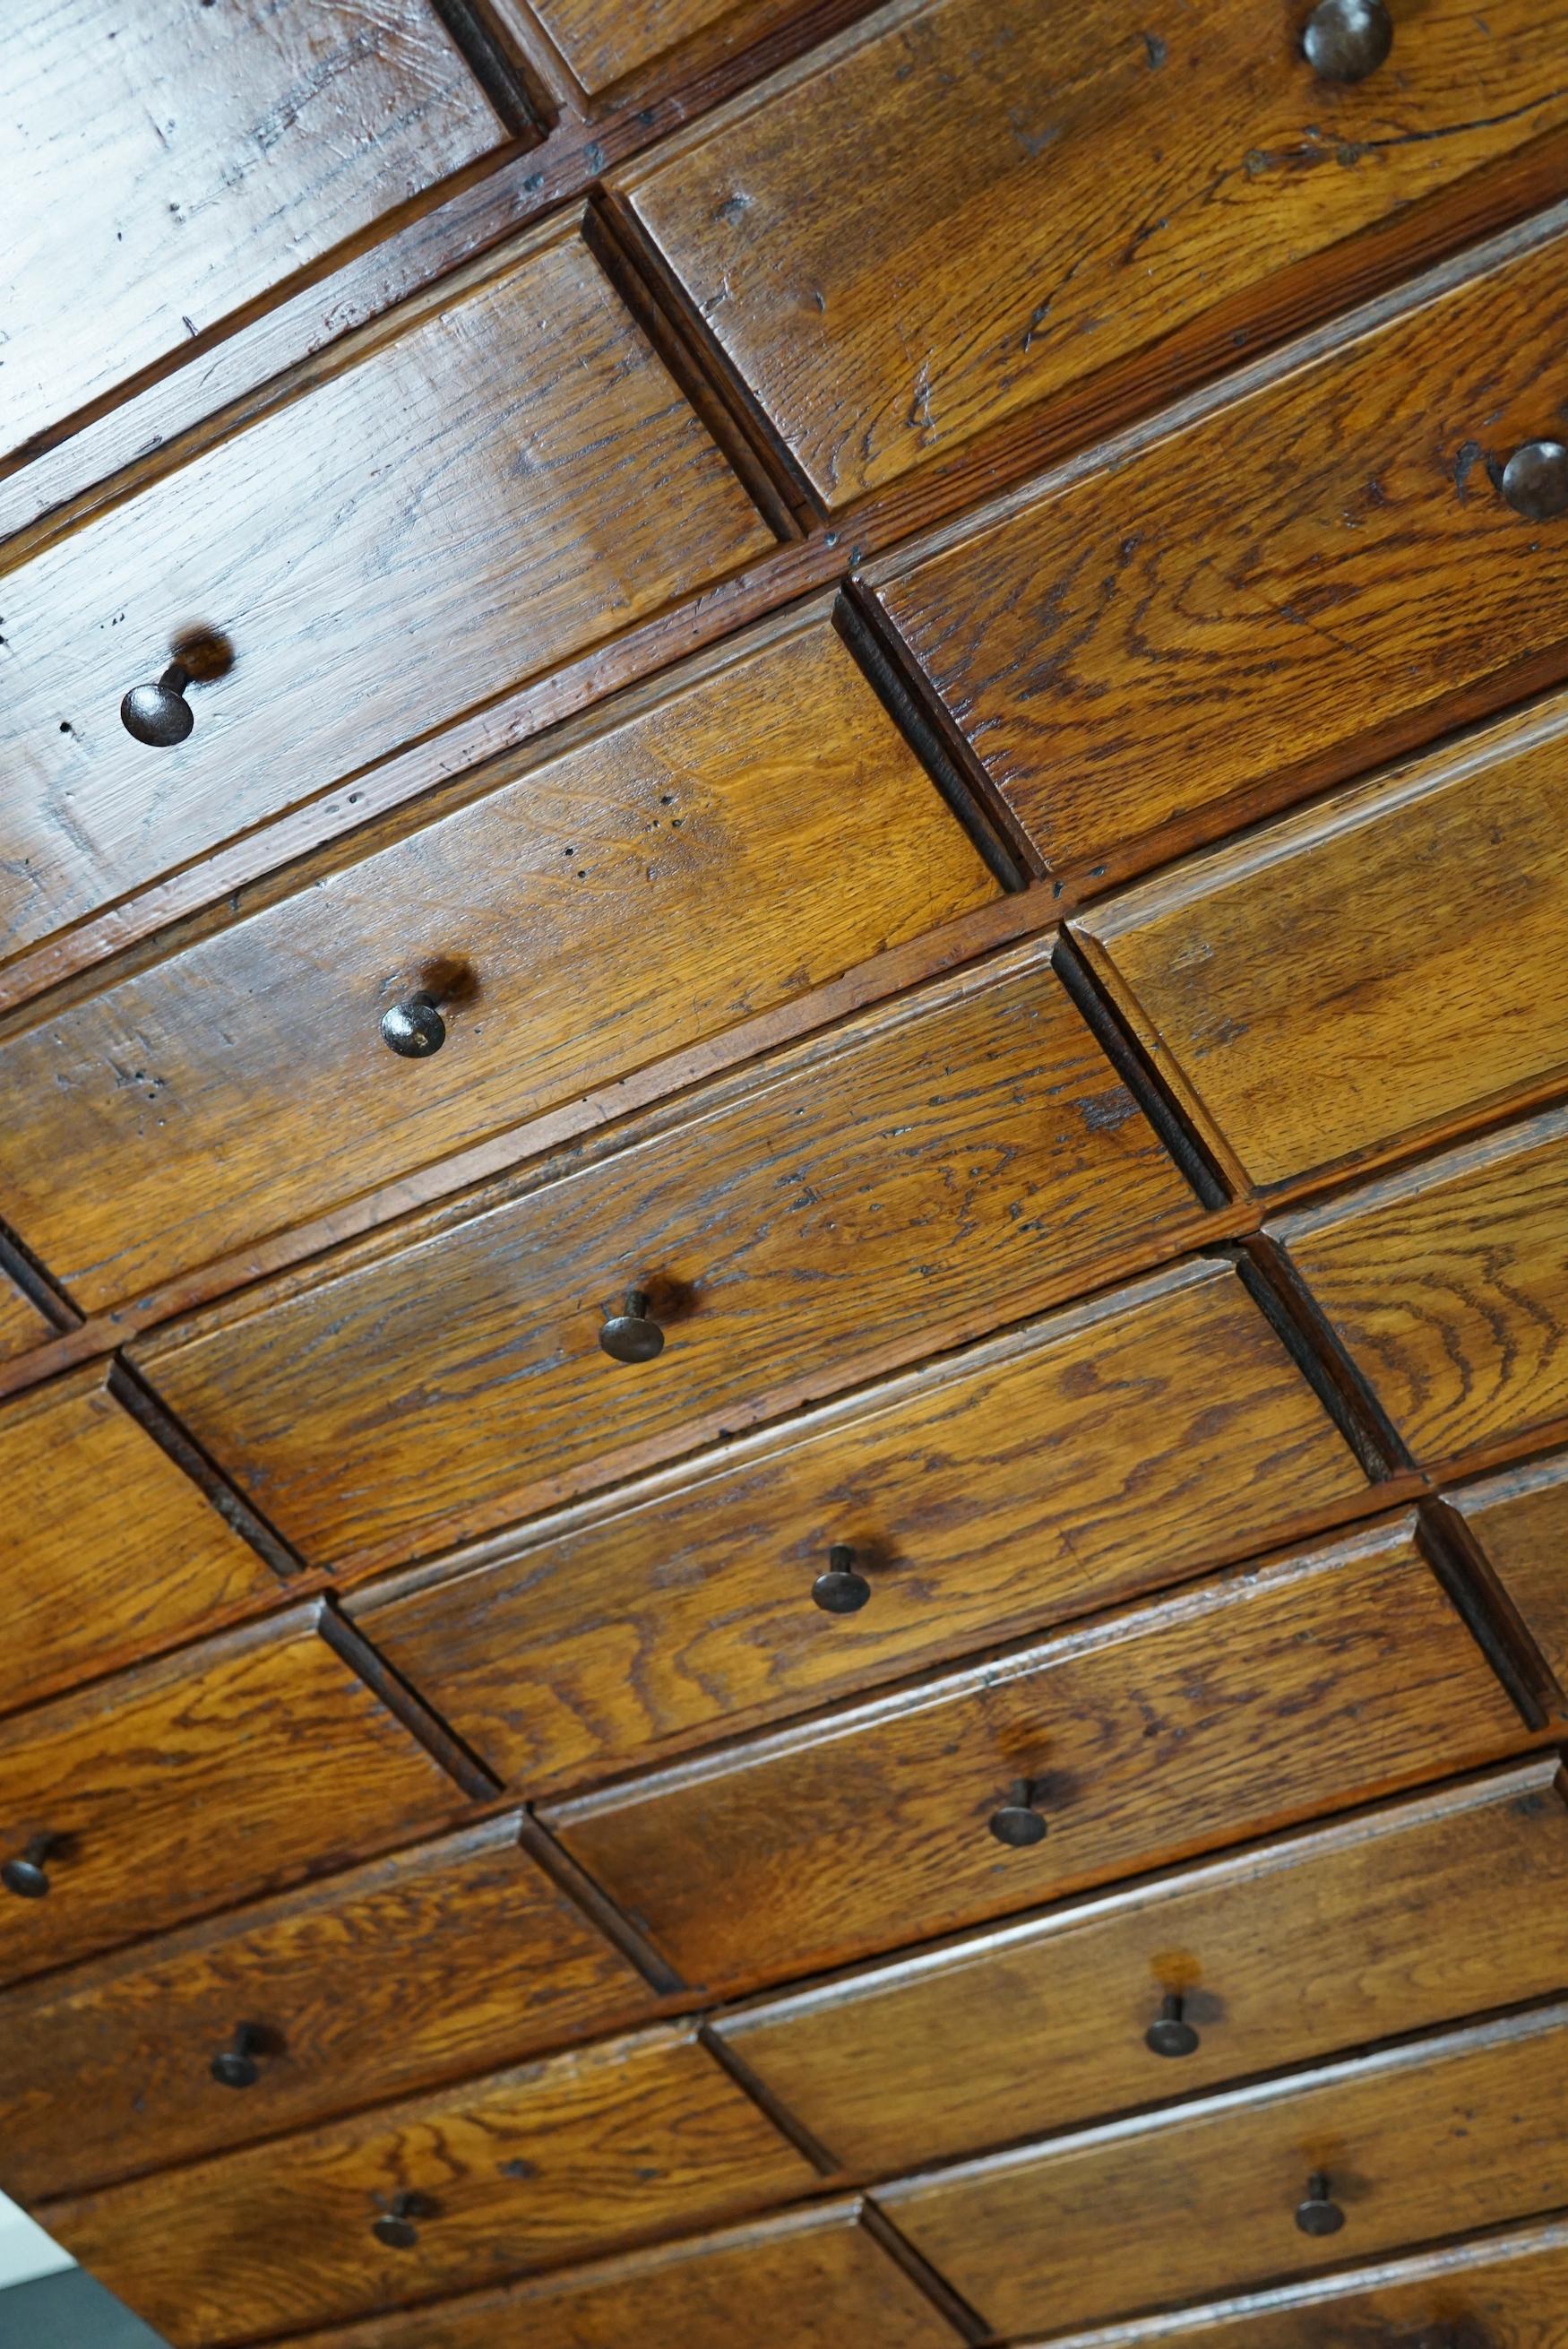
[542,1520,1525,1991]
[1454,1449,1568,1708]
[883,2000,1568,2336]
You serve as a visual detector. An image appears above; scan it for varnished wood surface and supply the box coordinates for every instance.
[544,1521,1526,1991]
[1455,1450,1568,1708]
[720,1757,1568,2174]
[355,1258,1363,1793]
[40,2025,817,2346]
[883,2000,1568,2337]
[0,1269,55,1366]
[521,0,781,95]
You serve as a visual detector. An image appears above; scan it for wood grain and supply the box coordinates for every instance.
[0,1270,62,1367]
[520,0,780,94]
[1454,1450,1568,1709]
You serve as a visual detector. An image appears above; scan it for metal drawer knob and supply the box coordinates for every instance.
[373,2190,437,2250]
[988,1778,1047,1848]
[1295,2172,1347,2237]
[1145,1991,1201,2059]
[1302,0,1392,80]
[210,2025,267,2091]
[599,1289,665,1364]
[1501,441,1568,522]
[380,993,446,1058]
[120,661,194,747]
[812,1544,872,1615]
[2,1835,56,1899]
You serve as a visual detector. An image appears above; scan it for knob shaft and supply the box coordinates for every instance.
[380,994,446,1058]
[373,2191,435,2250]
[1303,0,1392,80]
[988,1778,1047,1848]
[812,1544,872,1615]
[1145,1991,1201,2059]
[2,1835,56,1900]
[210,2025,266,2091]
[120,661,194,747]
[1295,2172,1347,2237]
[599,1289,665,1364]
[1501,440,1568,522]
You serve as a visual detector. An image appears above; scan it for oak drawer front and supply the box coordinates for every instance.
[1077,696,1568,1193]
[883,2001,1568,2337]
[0,1815,659,2201]
[1,218,773,967]
[0,611,995,1313]
[625,0,1568,513]
[542,1520,1523,1991]
[355,1258,1362,1793]
[874,220,1568,880]
[39,2026,817,2347]
[1276,1104,1568,1469]
[719,1757,1568,2174]
[0,1607,465,1983]
[141,944,1206,1573]
[4,0,513,466]
[1454,1450,1568,1706]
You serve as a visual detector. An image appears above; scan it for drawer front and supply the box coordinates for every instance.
[356,1258,1362,1792]
[1277,1104,1568,1469]
[1077,695,1568,1192]
[0,612,995,1312]
[526,0,777,93]
[142,944,1206,1572]
[2,220,773,964]
[4,0,510,464]
[883,2001,1568,2337]
[1454,1450,1568,1705]
[543,1520,1524,1991]
[875,220,1568,879]
[625,0,1568,510]
[0,1816,659,2200]
[39,2026,817,2346]
[0,1607,465,1982]
[720,1757,1568,2173]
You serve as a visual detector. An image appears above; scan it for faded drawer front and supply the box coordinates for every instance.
[0,1269,55,1367]
[876,222,1568,878]
[0,1362,280,1718]
[1454,1450,1568,1705]
[1277,1104,1568,1469]
[544,1521,1523,1991]
[3,0,511,463]
[1078,696,1568,1192]
[884,2001,1568,2337]
[2,224,774,963]
[720,1757,1568,2173]
[0,1609,464,1982]
[143,946,1205,1571]
[0,1816,658,2201]
[357,1259,1362,1792]
[0,615,995,1311]
[626,0,1568,510]
[40,2028,816,2347]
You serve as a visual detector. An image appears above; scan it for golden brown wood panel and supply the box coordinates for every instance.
[141,941,1207,1573]
[41,2026,817,2347]
[1277,1105,1568,1469]
[544,1520,1525,1991]
[523,0,769,92]
[354,1258,1363,1793]
[1454,1450,1568,1707]
[0,1815,659,2201]
[875,219,1568,880]
[0,1269,53,1366]
[720,1757,1568,2174]
[0,216,774,966]
[0,610,995,1311]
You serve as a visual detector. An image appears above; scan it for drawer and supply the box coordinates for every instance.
[0,1361,286,1717]
[542,1517,1525,1991]
[883,1999,1568,2337]
[355,1257,1363,1792]
[1453,1449,1568,1706]
[624,0,1568,510]
[1076,694,1568,1193]
[39,2024,818,2346]
[0,1604,466,1982]
[719,1756,1568,2172]
[4,0,513,465]
[1,213,774,965]
[874,217,1568,880]
[1276,1104,1568,1469]
[0,1813,660,2200]
[0,609,997,1311]
[140,940,1208,1573]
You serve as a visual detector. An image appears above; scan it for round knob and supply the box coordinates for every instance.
[1295,2172,1346,2237]
[2,1835,56,1900]
[380,994,446,1058]
[1145,1991,1200,2059]
[812,1544,872,1615]
[988,1779,1047,1849]
[1501,441,1568,522]
[1302,0,1392,80]
[599,1289,665,1364]
[120,661,194,747]
[372,2191,435,2250]
[210,2025,266,2091]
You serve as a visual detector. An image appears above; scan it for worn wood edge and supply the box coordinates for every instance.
[1048,936,1230,1211]
[0,1218,80,1337]
[515,1812,690,1997]
[428,0,550,134]
[1417,1498,1559,1730]
[857,2197,992,2345]
[696,2023,847,2177]
[105,1359,307,1583]
[1228,1237,1412,1486]
[315,1603,504,1802]
[1269,1095,1568,1249]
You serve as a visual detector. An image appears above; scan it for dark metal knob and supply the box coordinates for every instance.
[210,2025,266,2091]
[120,661,194,747]
[2,1835,56,1900]
[812,1544,871,1615]
[1303,0,1392,80]
[599,1289,665,1364]
[372,2191,436,2250]
[1145,1991,1200,2059]
[1295,2172,1346,2237]
[380,993,446,1058]
[988,1779,1047,1849]
[1501,441,1568,522]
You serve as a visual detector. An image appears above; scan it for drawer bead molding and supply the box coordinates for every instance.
[209,2027,268,2094]
[371,2189,437,2251]
[1303,0,1393,82]
[1295,2172,1348,2238]
[812,1546,872,1617]
[379,993,448,1060]
[119,661,195,748]
[989,1780,1047,1850]
[1503,440,1568,521]
[1,1835,56,1900]
[1145,1995,1201,2061]
[599,1289,667,1365]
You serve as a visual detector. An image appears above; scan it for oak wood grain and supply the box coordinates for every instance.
[516,0,793,95]
[0,1270,61,1367]
[1454,1450,1568,1710]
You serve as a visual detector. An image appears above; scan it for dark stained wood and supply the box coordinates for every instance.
[883,2000,1568,2337]
[513,0,820,97]
[39,2025,818,2346]
[354,1258,1364,1793]
[0,607,995,1311]
[1453,1450,1568,1710]
[720,1757,1568,2174]
[543,1519,1527,1992]
[0,1814,664,2201]
[140,939,1210,1574]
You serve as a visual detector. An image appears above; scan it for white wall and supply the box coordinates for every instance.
[0,2195,72,2289]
